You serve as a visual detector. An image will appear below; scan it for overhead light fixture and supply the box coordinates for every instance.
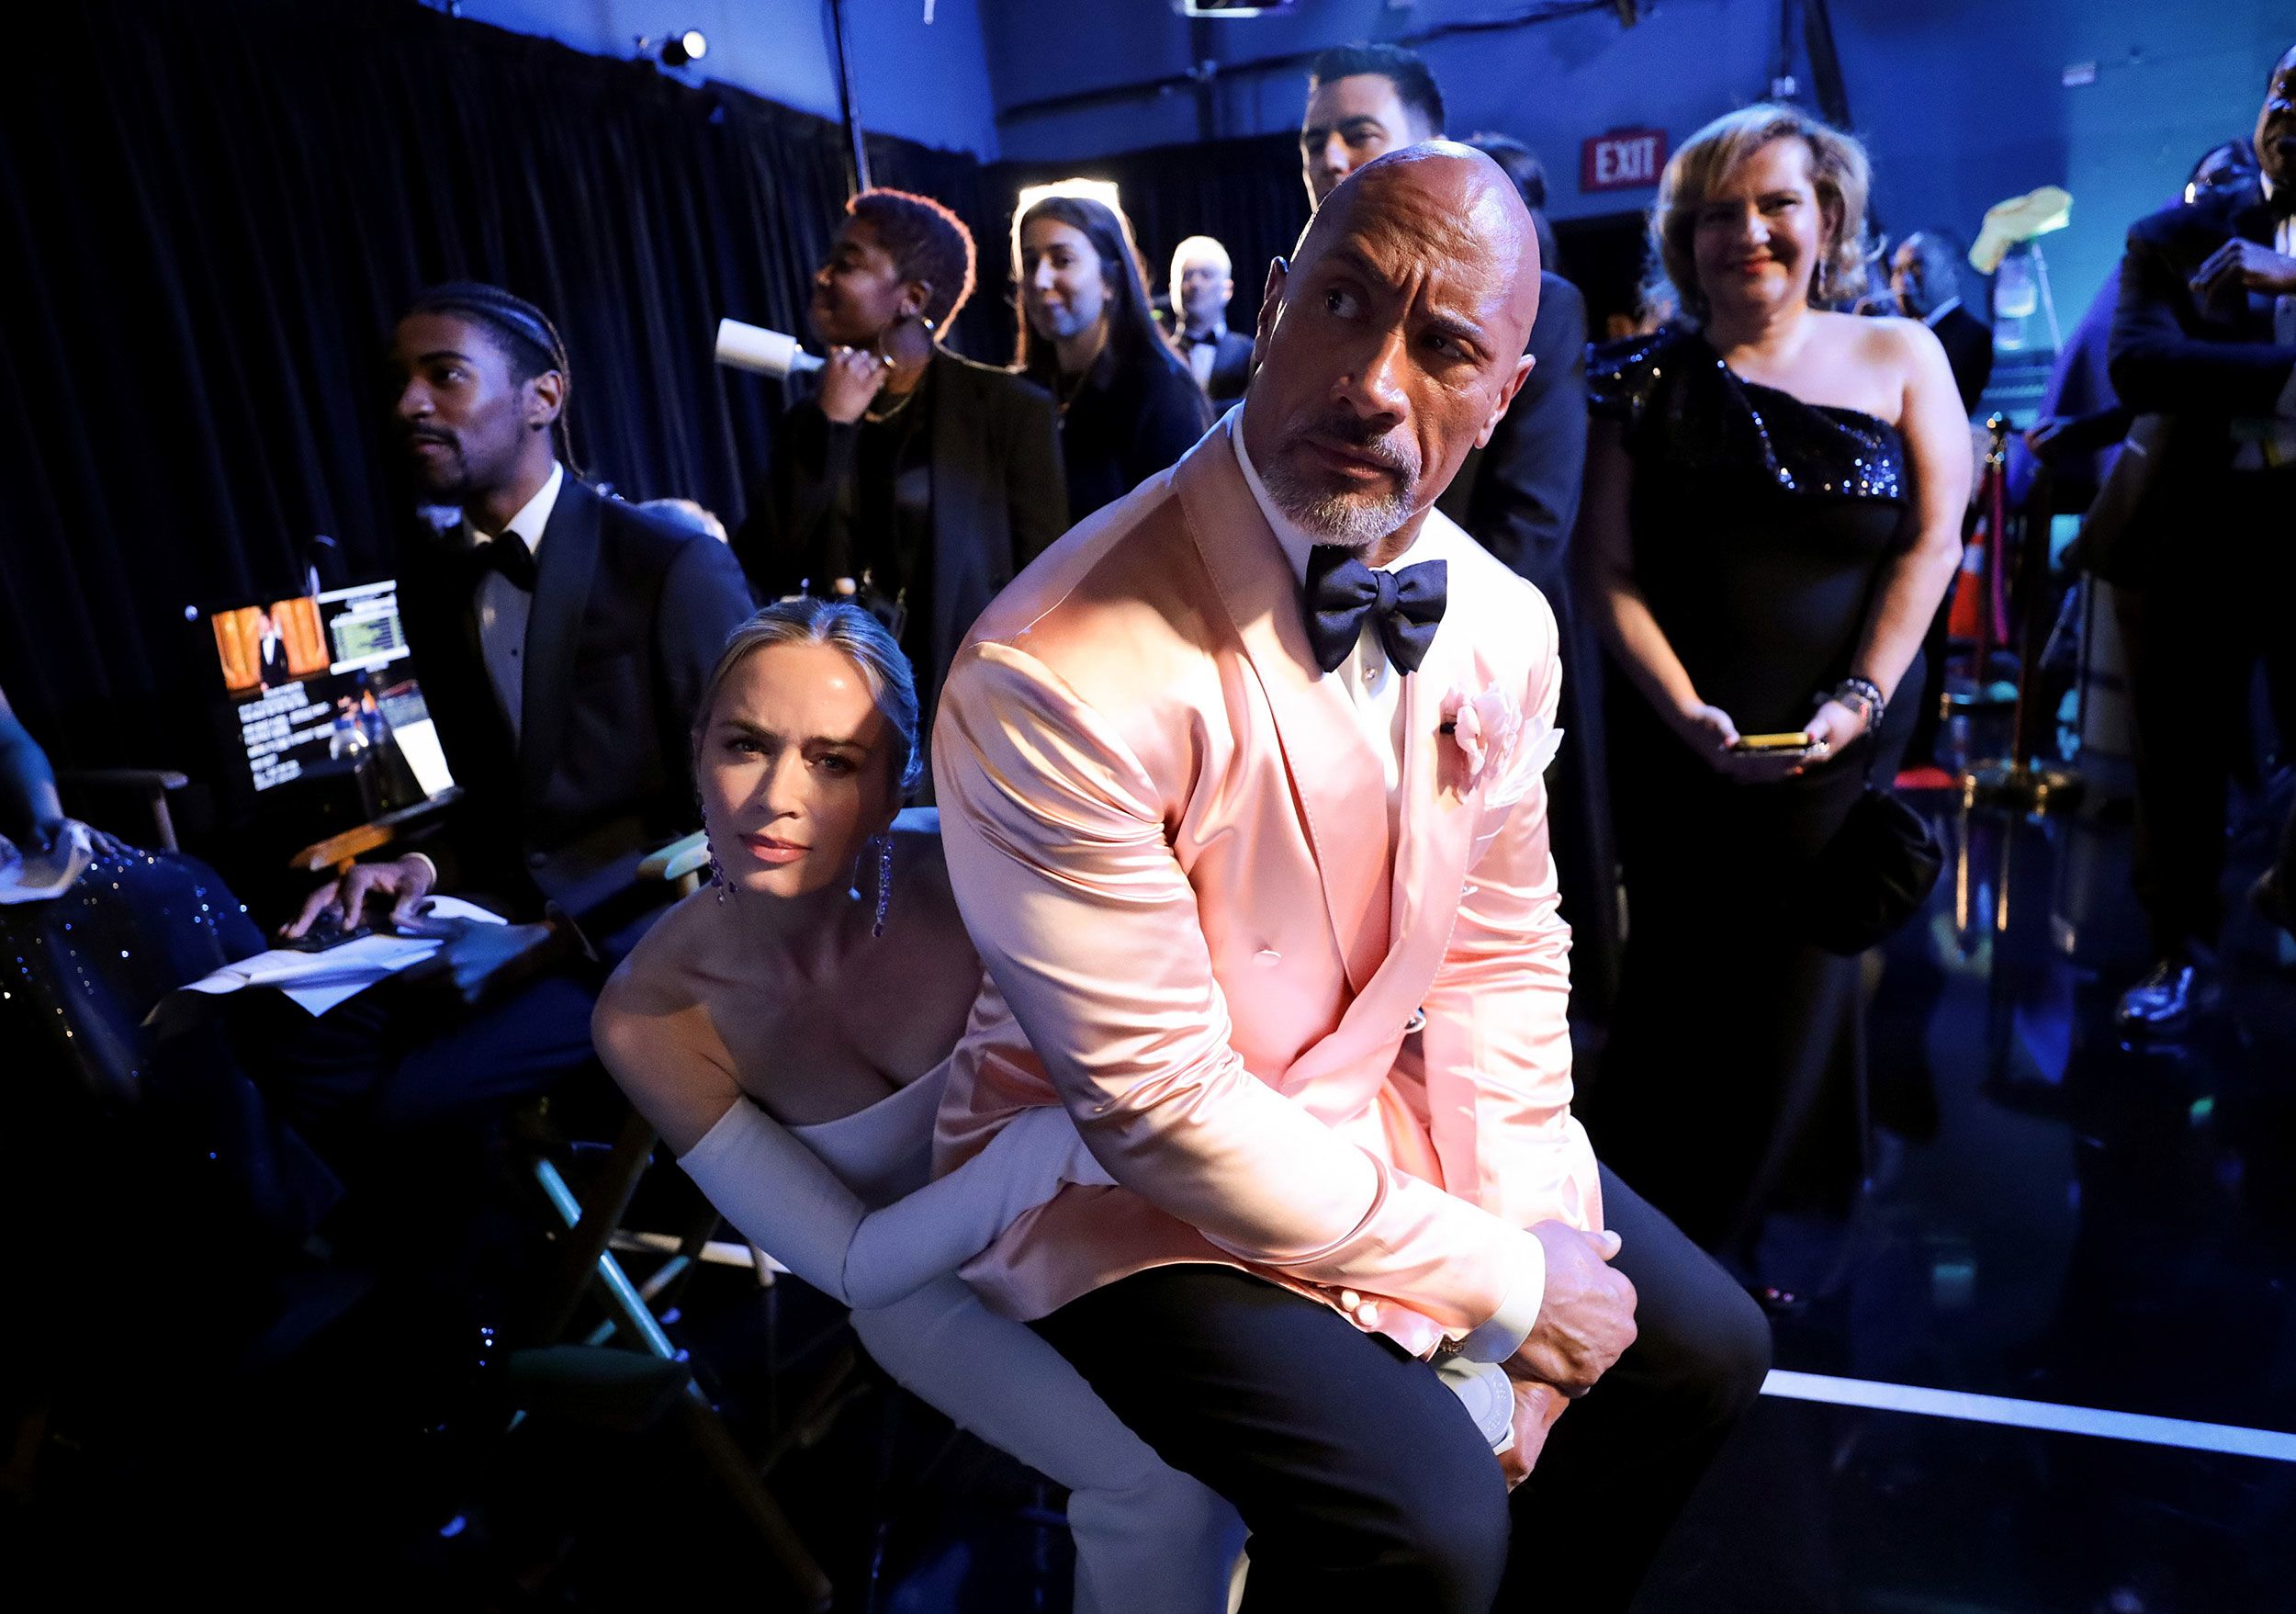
[1176,1,1298,16]
[636,29,708,68]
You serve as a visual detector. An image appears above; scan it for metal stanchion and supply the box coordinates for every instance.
[1963,460,2085,813]
[1944,414,2018,714]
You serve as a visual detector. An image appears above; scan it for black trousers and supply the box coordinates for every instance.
[1033,1166,1772,1614]
[2114,476,2296,955]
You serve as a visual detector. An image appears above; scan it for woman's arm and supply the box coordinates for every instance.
[594,977,1104,1312]
[1573,421,1771,773]
[0,686,66,847]
[1805,322,1970,753]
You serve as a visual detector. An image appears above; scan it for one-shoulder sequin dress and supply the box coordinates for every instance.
[1574,325,1924,1252]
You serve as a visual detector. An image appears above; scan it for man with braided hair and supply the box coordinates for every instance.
[269,285,751,1133]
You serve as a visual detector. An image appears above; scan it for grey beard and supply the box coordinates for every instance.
[1261,454,1416,547]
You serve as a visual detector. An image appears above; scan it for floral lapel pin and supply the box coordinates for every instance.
[1440,686,1523,799]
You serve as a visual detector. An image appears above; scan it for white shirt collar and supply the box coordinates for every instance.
[1922,296,1962,329]
[1186,320,1229,346]
[493,461,564,557]
[1232,422,1421,584]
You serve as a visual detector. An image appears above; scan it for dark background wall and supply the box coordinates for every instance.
[0,0,996,786]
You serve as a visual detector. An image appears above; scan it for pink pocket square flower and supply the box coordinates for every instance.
[1443,686,1524,796]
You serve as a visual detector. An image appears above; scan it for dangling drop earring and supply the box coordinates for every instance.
[700,798,728,904]
[872,833,895,939]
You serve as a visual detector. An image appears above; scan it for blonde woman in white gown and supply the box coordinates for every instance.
[591,599,1243,1613]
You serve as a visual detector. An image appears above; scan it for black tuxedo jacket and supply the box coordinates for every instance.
[2099,185,2296,582]
[1435,271,1589,604]
[1171,328,1255,405]
[399,475,756,919]
[735,348,1067,734]
[1930,304,1996,418]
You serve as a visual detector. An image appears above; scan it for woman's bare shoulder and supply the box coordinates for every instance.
[1827,310,1940,373]
[594,890,717,1037]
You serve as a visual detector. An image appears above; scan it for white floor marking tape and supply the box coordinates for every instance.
[1760,1370,2296,1462]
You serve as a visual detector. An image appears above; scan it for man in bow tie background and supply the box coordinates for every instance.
[1168,234,1255,406]
[932,145,1767,1611]
[286,282,753,952]
[264,285,751,1153]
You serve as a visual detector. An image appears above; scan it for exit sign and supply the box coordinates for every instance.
[1581,129,1667,193]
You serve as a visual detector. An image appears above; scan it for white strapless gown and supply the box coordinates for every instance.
[681,1063,1245,1613]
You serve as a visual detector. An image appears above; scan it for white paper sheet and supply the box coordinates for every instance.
[147,894,510,1024]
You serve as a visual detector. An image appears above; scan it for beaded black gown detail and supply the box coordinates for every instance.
[1575,325,1922,1253]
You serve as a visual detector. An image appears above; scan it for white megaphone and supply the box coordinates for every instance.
[715,318,826,379]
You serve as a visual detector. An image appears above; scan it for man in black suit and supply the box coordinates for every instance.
[736,188,1066,784]
[1300,71,1618,1021]
[1166,235,1255,406]
[1892,231,1996,417]
[268,283,753,1134]
[1437,130,1618,1020]
[2102,44,2296,1032]
[254,609,294,689]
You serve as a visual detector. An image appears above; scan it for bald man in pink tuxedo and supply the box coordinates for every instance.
[933,146,1768,1612]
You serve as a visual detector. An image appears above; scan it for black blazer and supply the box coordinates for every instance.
[735,349,1068,735]
[1171,328,1255,406]
[399,475,756,919]
[1053,344,1216,523]
[1435,272,1589,605]
[2099,185,2296,582]
[1930,303,1996,418]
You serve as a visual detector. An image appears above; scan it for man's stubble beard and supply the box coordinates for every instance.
[1260,438,1419,549]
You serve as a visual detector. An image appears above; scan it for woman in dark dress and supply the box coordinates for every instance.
[1573,106,1967,1257]
[736,188,1069,785]
[1016,193,1213,521]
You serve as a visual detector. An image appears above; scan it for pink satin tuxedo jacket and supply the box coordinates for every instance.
[931,413,1601,1357]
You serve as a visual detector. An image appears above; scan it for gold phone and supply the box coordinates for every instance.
[1731,731,1815,753]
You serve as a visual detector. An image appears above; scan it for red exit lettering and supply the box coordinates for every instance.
[1581,129,1669,194]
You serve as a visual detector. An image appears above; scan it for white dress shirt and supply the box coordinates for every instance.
[1233,429,1411,831]
[1919,296,1962,329]
[2229,178,2296,468]
[472,460,564,744]
[1232,427,1545,1362]
[1184,322,1227,389]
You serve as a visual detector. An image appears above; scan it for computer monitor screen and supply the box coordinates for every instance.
[199,581,455,806]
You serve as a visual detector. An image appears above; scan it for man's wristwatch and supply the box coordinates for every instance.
[1829,676,1885,736]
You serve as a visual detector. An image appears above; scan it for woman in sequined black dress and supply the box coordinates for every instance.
[1573,107,1967,1257]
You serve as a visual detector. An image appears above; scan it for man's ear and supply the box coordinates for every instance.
[1476,353,1535,450]
[530,368,566,429]
[1251,256,1289,367]
[901,279,933,322]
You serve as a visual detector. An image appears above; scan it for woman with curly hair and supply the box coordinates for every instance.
[1573,106,1968,1259]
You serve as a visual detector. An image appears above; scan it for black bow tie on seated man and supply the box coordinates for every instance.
[475,532,538,592]
[1303,546,1447,675]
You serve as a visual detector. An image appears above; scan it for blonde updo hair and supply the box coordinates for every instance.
[1652,104,1873,322]
[691,599,924,799]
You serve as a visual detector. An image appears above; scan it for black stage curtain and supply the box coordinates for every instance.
[997,132,1312,363]
[0,0,1006,771]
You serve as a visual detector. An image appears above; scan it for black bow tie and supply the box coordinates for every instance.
[475,532,537,592]
[1302,546,1446,675]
